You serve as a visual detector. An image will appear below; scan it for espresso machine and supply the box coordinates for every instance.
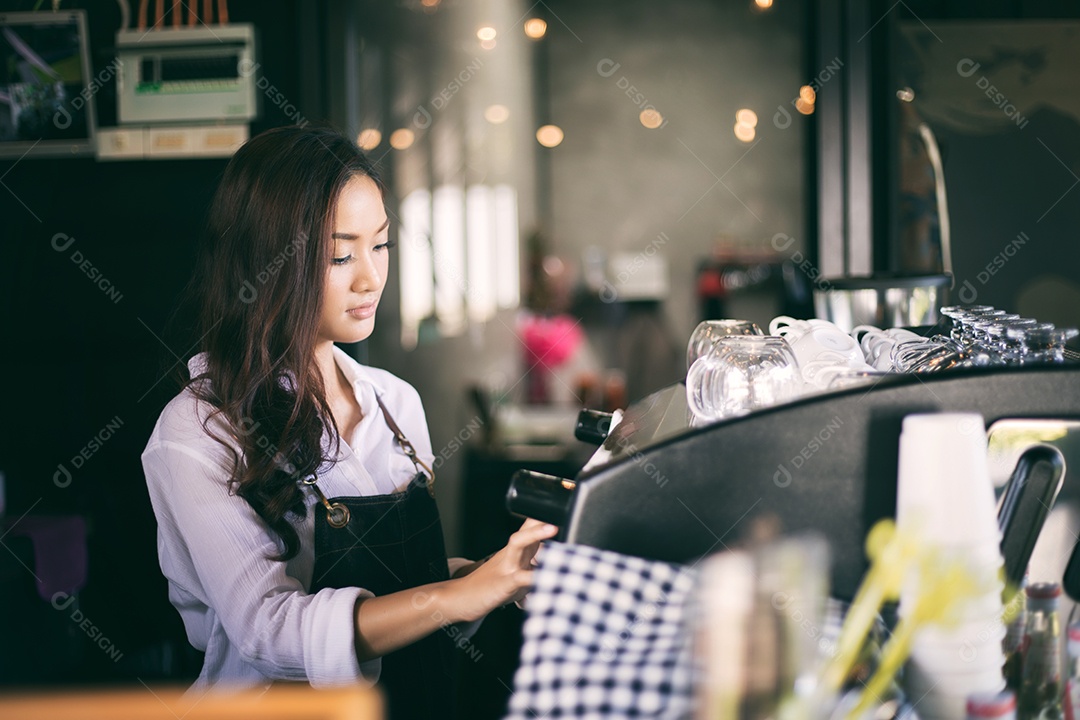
[507,363,1080,600]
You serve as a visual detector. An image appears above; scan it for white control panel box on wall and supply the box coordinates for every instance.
[116,24,259,124]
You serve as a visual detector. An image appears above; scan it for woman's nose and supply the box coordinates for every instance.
[351,253,382,292]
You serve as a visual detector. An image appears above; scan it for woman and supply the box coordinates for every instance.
[141,125,556,716]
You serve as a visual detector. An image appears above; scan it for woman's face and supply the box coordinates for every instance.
[316,175,391,345]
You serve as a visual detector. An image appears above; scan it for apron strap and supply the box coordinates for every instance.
[375,393,436,489]
[301,475,351,528]
[301,389,438,527]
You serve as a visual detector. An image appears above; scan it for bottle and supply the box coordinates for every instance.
[1018,583,1063,720]
[1004,578,1030,695]
[1064,622,1080,720]
[968,691,1018,720]
[602,370,626,413]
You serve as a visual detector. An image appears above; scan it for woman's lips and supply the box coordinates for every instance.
[347,303,377,320]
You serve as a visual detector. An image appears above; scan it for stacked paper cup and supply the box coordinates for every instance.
[896,413,1006,720]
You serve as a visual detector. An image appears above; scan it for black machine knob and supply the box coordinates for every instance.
[575,409,615,445]
[506,470,576,527]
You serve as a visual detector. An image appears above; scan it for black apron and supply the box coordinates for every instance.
[305,395,457,720]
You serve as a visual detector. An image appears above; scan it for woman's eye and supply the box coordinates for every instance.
[374,239,398,252]
[331,254,352,265]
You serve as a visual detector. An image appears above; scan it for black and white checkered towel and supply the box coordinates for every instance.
[504,541,698,719]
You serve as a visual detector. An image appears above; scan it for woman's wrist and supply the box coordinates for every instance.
[450,552,495,580]
[440,575,490,624]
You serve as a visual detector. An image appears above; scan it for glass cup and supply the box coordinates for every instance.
[957,309,1007,347]
[1005,323,1054,365]
[686,319,765,371]
[967,314,1020,365]
[891,332,975,372]
[942,305,995,344]
[686,336,802,422]
[852,326,925,371]
[1006,324,1078,365]
[995,318,1037,364]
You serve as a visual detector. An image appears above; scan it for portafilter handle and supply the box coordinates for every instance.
[575,409,615,445]
[506,469,576,527]
[997,445,1066,591]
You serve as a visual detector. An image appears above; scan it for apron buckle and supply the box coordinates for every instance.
[326,502,350,528]
[300,475,352,528]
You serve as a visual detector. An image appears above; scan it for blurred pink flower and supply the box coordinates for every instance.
[519,313,583,369]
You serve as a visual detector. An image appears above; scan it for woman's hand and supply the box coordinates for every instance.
[448,518,558,623]
[350,519,557,660]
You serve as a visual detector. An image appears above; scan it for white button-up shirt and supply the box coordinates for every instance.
[142,345,464,689]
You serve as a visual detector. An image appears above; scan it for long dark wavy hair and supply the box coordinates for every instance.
[184,125,383,561]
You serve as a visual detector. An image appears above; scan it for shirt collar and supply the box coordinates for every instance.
[187,352,208,378]
[331,344,387,398]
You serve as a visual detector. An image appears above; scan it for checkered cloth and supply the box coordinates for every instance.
[504,542,698,719]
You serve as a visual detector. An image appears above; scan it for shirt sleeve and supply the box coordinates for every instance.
[143,438,379,687]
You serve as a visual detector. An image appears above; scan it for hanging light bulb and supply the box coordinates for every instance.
[389,128,415,150]
[734,123,755,142]
[639,109,663,129]
[485,104,510,124]
[524,18,547,39]
[357,128,382,150]
[536,125,564,147]
[735,108,758,128]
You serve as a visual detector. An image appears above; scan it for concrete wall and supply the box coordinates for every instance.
[544,0,808,346]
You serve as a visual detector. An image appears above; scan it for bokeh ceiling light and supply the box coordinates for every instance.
[755,0,774,8]
[799,85,816,103]
[524,18,547,39]
[485,104,510,124]
[735,108,758,128]
[389,128,415,150]
[357,128,382,150]
[795,98,814,115]
[543,255,564,276]
[420,0,440,7]
[734,123,755,142]
[480,38,497,50]
[536,124,564,148]
[639,109,663,129]
[477,26,497,41]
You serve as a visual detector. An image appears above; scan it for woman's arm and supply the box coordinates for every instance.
[147,379,556,675]
[352,518,557,661]
[144,438,373,685]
